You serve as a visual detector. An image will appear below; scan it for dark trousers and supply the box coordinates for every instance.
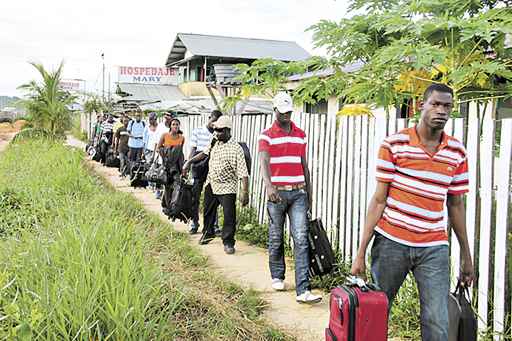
[203,184,236,247]
[128,147,143,162]
[192,178,219,227]
[191,178,205,225]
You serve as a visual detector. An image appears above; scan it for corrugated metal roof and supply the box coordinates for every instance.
[166,33,311,66]
[287,62,364,82]
[140,97,273,115]
[116,83,185,102]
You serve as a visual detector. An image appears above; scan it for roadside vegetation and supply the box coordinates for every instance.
[0,139,291,340]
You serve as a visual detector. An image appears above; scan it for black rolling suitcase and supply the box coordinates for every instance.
[308,218,336,277]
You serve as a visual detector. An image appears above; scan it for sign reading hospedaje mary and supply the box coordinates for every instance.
[118,66,178,85]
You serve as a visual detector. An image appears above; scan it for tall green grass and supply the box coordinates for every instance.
[0,140,291,340]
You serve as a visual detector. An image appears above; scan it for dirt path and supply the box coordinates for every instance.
[66,136,329,340]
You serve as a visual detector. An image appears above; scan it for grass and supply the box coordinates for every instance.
[0,139,292,340]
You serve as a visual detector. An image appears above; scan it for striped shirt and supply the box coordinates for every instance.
[190,126,213,152]
[258,121,306,186]
[101,120,114,134]
[376,126,469,247]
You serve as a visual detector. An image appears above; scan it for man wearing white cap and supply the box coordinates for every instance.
[258,91,321,304]
[183,115,249,254]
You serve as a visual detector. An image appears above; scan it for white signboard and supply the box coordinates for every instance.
[60,79,84,92]
[118,66,178,85]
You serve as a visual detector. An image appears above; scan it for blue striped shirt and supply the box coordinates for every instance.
[190,126,213,152]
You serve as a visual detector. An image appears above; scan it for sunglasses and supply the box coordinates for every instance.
[214,128,225,132]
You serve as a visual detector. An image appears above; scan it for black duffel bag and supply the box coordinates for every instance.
[449,282,477,341]
[165,177,194,223]
[146,160,168,185]
[129,161,149,188]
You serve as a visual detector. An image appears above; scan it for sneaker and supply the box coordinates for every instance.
[199,232,215,245]
[296,291,322,304]
[155,190,162,200]
[224,245,235,254]
[214,227,222,237]
[271,279,285,291]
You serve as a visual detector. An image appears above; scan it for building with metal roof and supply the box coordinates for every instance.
[165,33,311,84]
[166,33,311,65]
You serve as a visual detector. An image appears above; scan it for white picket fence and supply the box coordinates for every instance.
[82,105,512,339]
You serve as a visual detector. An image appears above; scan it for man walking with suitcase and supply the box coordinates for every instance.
[183,116,249,255]
[258,91,321,304]
[351,84,475,341]
[187,110,223,234]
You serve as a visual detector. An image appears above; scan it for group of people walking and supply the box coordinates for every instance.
[89,84,475,339]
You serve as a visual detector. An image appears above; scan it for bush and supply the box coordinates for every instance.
[0,140,291,340]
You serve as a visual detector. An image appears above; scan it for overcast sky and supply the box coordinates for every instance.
[0,0,348,97]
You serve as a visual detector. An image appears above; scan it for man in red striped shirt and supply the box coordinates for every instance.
[351,84,475,341]
[259,92,321,304]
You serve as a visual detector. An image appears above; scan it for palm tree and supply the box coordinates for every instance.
[18,62,75,136]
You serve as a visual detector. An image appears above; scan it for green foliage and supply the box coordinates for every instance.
[0,140,292,340]
[83,95,105,114]
[388,275,422,339]
[17,62,76,136]
[231,0,511,115]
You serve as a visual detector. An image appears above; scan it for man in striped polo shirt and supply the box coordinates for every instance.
[259,92,321,304]
[351,84,474,340]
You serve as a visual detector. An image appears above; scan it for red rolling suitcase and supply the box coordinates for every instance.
[326,279,389,341]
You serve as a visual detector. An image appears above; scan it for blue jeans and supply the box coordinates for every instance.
[267,189,310,295]
[371,232,450,341]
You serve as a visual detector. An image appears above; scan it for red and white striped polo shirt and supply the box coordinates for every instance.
[376,126,469,247]
[258,121,307,186]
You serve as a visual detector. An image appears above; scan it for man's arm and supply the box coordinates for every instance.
[301,155,312,209]
[240,176,249,206]
[350,181,390,279]
[182,152,207,175]
[188,146,197,161]
[447,194,475,287]
[259,151,281,203]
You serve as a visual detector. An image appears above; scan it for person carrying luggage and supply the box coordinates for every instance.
[114,116,130,177]
[351,83,475,341]
[158,117,185,215]
[187,110,223,234]
[99,114,115,165]
[182,116,249,255]
[143,112,161,192]
[258,91,321,304]
[127,111,145,164]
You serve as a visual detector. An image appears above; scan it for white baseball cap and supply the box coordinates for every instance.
[273,91,294,113]
[213,115,232,129]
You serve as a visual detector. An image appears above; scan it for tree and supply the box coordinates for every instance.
[234,0,512,116]
[83,95,105,115]
[18,62,76,136]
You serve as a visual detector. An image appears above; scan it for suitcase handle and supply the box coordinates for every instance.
[346,276,382,292]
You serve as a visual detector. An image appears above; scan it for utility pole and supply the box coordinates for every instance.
[101,52,105,103]
[108,72,111,103]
